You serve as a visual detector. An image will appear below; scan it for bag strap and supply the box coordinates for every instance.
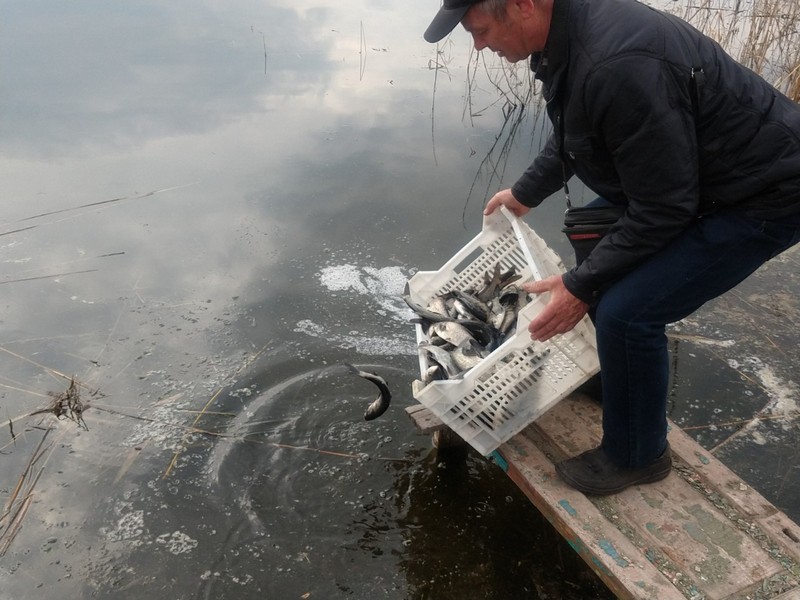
[556,103,573,209]
[561,155,573,209]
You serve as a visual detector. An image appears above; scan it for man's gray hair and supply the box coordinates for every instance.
[477,0,508,19]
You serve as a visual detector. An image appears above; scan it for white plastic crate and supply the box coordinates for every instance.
[407,206,600,455]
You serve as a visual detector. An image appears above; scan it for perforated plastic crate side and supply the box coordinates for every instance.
[406,208,533,304]
[407,208,545,383]
[412,295,599,455]
[406,207,600,455]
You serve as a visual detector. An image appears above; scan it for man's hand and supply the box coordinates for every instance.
[483,189,530,217]
[524,276,588,341]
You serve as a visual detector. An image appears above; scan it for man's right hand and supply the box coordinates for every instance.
[483,189,530,217]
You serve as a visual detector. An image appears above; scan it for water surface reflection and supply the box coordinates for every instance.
[0,1,796,598]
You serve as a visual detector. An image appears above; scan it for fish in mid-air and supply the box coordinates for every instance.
[343,363,391,421]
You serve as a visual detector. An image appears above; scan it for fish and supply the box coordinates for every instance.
[476,263,503,303]
[458,318,503,351]
[495,284,526,334]
[343,363,391,421]
[426,293,454,318]
[452,290,489,322]
[406,263,531,382]
[423,363,445,384]
[429,321,476,347]
[451,338,488,371]
[403,296,455,323]
[418,343,462,379]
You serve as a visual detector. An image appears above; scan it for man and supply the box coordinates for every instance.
[424,0,800,495]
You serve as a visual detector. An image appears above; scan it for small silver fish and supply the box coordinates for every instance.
[426,294,452,318]
[343,363,391,421]
[453,290,489,322]
[419,343,462,379]
[423,363,445,384]
[403,296,454,323]
[476,263,503,303]
[451,338,488,371]
[429,321,475,347]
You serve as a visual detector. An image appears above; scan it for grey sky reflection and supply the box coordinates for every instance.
[0,2,554,598]
[0,0,339,158]
[0,2,795,598]
[0,0,533,397]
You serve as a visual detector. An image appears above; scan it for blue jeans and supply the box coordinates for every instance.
[584,199,800,467]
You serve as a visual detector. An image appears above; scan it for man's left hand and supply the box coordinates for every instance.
[523,276,589,341]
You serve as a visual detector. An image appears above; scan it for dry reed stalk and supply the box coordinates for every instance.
[161,343,271,479]
[0,429,55,556]
[679,0,800,99]
[460,46,544,218]
[788,63,800,101]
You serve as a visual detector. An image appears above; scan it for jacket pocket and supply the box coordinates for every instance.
[563,133,594,160]
[563,132,622,198]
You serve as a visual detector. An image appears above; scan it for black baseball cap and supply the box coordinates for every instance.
[424,0,483,43]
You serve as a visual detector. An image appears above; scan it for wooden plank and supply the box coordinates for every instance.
[404,404,446,434]
[407,396,800,599]
[669,424,800,565]
[531,398,784,599]
[668,424,778,519]
[773,587,800,600]
[757,511,800,566]
[500,434,685,600]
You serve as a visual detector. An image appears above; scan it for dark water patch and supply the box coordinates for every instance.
[666,338,769,449]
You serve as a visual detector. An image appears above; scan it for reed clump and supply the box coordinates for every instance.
[449,0,800,212]
[671,0,800,102]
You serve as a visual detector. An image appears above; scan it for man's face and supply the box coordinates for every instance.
[462,4,529,63]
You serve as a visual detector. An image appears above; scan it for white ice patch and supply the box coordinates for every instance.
[298,264,416,355]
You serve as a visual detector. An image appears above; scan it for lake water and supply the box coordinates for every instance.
[0,1,797,598]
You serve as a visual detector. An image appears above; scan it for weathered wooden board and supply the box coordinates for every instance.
[772,588,800,600]
[667,424,800,567]
[525,396,795,599]
[500,433,685,599]
[405,403,447,434]
[406,396,800,599]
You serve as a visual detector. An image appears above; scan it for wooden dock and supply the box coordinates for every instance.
[406,395,800,600]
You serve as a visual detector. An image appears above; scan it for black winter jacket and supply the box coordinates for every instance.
[510,0,800,303]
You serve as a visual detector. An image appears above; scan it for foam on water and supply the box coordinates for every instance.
[100,501,199,558]
[319,264,412,321]
[296,263,416,356]
[155,531,199,555]
[752,361,798,416]
[725,355,800,444]
[293,319,415,355]
[102,508,145,547]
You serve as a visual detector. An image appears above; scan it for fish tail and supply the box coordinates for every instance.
[341,362,361,376]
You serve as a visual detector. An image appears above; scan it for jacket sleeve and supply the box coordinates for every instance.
[511,131,570,207]
[563,54,700,303]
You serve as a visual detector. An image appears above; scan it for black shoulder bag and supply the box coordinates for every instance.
[561,198,626,265]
